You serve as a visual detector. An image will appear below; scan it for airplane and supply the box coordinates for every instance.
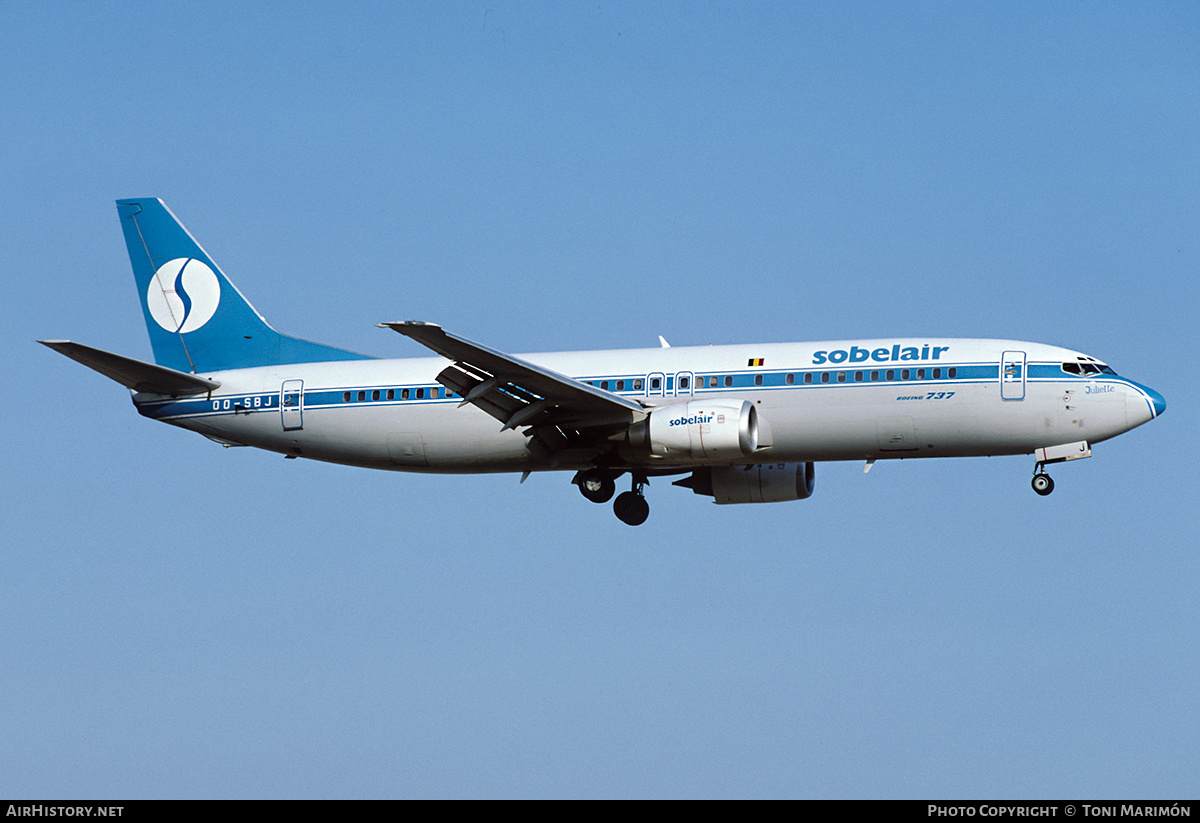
[41,198,1166,525]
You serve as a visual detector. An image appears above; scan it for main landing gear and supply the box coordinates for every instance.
[613,482,650,526]
[576,468,616,503]
[574,469,650,525]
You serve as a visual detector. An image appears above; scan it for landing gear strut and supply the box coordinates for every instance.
[613,474,650,526]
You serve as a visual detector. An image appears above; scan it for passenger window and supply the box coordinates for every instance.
[916,368,925,380]
[649,378,659,390]
[634,379,644,390]
[371,390,380,401]
[785,373,795,385]
[901,369,910,380]
[724,376,732,387]
[933,368,941,379]
[871,370,879,382]
[343,391,351,402]
[754,374,763,386]
[401,388,410,400]
[679,376,690,389]
[709,376,718,388]
[431,388,439,399]
[616,380,625,391]
[600,381,609,390]
[804,373,813,385]
[821,372,830,384]
[886,370,895,381]
[854,371,863,382]
[837,372,846,383]
[948,367,957,378]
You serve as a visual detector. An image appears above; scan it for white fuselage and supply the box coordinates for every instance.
[133,338,1162,474]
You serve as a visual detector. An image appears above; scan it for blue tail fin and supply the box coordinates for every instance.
[117,198,372,373]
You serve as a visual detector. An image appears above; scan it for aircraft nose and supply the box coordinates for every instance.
[1147,385,1166,417]
[1124,381,1165,428]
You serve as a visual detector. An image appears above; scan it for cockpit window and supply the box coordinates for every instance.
[1063,361,1117,376]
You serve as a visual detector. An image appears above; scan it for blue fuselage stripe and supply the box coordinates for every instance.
[134,360,1141,423]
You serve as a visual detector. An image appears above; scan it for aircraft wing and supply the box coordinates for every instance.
[379,321,645,464]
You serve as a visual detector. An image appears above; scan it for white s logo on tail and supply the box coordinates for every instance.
[147,258,220,333]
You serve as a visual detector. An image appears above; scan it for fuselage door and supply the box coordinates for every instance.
[674,371,694,398]
[281,379,304,430]
[1000,351,1026,400]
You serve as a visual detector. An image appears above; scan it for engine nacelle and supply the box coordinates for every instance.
[643,399,759,460]
[675,462,816,504]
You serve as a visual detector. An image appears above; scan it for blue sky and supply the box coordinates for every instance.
[2,1,1197,798]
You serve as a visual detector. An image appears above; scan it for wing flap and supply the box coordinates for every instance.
[381,322,641,411]
[379,321,643,464]
[40,340,221,396]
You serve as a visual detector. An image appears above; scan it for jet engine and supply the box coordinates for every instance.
[633,399,759,460]
[674,462,816,504]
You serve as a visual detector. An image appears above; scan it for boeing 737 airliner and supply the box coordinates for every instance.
[42,199,1166,524]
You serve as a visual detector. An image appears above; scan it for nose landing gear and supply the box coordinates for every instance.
[1029,441,1091,496]
[1031,470,1055,496]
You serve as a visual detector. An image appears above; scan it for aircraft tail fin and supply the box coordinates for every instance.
[117,198,372,373]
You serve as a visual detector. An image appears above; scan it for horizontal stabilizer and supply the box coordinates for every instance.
[39,340,221,396]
